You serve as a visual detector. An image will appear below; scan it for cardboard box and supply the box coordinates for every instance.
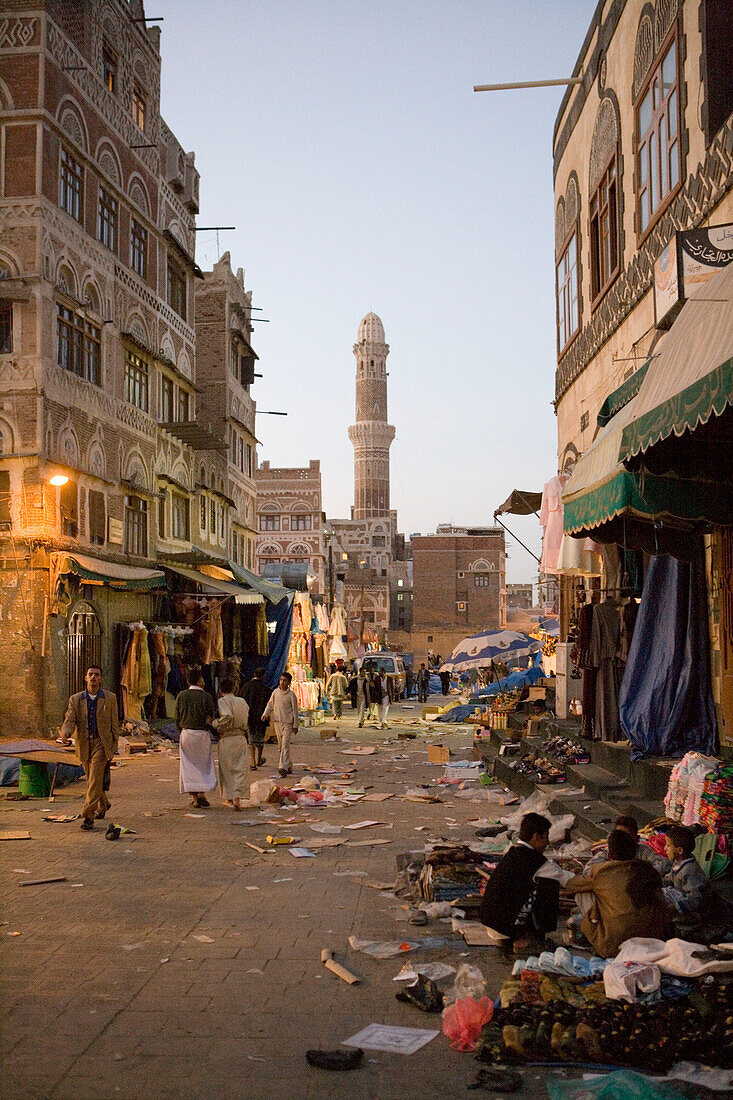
[422,706,440,720]
[528,686,546,701]
[427,744,450,764]
[524,718,542,738]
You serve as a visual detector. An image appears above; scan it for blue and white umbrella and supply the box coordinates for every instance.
[539,617,559,637]
[440,630,541,673]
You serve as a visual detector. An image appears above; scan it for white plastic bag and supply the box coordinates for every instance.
[603,960,661,1001]
[444,963,486,1005]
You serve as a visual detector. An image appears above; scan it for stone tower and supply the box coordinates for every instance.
[348,313,396,519]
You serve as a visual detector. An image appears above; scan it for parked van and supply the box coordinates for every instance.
[355,652,407,700]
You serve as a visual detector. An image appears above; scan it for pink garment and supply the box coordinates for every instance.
[540,474,568,575]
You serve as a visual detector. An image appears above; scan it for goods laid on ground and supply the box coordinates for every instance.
[699,762,733,840]
[664,751,719,826]
[417,844,495,905]
[541,736,590,766]
[474,973,733,1073]
[507,752,566,785]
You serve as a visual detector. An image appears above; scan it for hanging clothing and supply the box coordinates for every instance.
[576,602,597,740]
[137,625,152,699]
[619,551,718,759]
[255,604,268,655]
[328,604,347,637]
[556,533,602,576]
[203,601,224,664]
[590,599,622,742]
[539,475,568,575]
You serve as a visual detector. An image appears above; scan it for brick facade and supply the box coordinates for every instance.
[412,526,506,642]
[254,460,325,594]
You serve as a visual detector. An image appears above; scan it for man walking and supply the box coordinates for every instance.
[356,667,370,728]
[60,665,120,831]
[439,668,451,696]
[326,665,348,719]
[175,668,217,809]
[242,667,270,770]
[262,672,299,777]
[214,677,249,810]
[416,662,430,703]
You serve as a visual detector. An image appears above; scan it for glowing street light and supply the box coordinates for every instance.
[49,474,69,487]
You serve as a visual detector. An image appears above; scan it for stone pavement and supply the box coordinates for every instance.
[0,699,563,1100]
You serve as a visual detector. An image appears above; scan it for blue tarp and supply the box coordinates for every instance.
[0,740,85,787]
[264,591,294,689]
[619,551,718,759]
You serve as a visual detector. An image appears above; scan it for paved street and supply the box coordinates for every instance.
[2,699,547,1100]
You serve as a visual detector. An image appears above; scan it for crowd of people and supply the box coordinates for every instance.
[480,811,730,954]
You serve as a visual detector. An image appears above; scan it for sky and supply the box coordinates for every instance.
[155,0,596,584]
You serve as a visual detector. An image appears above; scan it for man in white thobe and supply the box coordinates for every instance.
[262,672,299,777]
[213,677,250,810]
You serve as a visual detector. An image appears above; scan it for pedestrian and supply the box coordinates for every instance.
[405,665,414,700]
[368,671,382,724]
[175,668,217,809]
[326,666,348,719]
[60,664,120,831]
[439,668,450,695]
[242,667,270,771]
[347,665,358,710]
[213,677,249,810]
[416,662,430,703]
[262,671,299,777]
[378,671,390,729]
[356,667,370,728]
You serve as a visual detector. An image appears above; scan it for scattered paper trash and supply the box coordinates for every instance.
[348,936,416,959]
[0,830,31,841]
[192,934,214,943]
[342,1024,439,1055]
[289,847,316,858]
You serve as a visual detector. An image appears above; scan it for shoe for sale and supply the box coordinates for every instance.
[305,1047,364,1071]
[80,817,94,831]
[105,824,121,841]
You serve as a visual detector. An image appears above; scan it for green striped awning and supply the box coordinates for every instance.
[620,262,733,460]
[596,360,651,427]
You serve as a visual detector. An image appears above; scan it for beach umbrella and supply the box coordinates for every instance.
[539,617,559,637]
[440,630,541,673]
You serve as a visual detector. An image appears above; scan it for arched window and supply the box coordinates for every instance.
[589,98,620,302]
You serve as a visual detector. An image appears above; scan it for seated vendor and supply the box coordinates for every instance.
[662,825,708,914]
[530,699,552,720]
[564,829,673,958]
[479,812,560,953]
[586,814,671,874]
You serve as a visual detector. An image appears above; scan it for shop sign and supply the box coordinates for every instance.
[108,518,124,545]
[655,223,733,329]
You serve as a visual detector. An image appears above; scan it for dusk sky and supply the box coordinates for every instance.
[156,0,596,584]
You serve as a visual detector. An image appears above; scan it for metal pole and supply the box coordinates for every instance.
[474,77,583,92]
[328,540,334,609]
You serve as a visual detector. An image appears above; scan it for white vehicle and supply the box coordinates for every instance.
[355,652,407,700]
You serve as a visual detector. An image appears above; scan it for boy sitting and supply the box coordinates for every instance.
[479,812,560,953]
[663,825,708,914]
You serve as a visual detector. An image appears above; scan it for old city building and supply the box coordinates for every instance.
[552,0,733,732]
[254,460,325,595]
[411,525,506,663]
[0,1,260,734]
[506,582,534,611]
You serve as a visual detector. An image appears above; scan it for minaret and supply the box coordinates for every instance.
[348,312,395,519]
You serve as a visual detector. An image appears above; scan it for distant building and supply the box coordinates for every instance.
[506,583,534,610]
[254,460,325,594]
[411,525,506,662]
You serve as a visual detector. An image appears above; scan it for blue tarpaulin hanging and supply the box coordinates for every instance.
[619,550,718,759]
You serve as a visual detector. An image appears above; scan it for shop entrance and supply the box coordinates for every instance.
[67,601,102,695]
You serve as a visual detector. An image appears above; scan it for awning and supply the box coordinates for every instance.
[562,393,733,538]
[229,561,291,605]
[494,489,542,516]
[52,552,166,590]
[620,260,733,461]
[163,563,264,604]
[596,359,651,427]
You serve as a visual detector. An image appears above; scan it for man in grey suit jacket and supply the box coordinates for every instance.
[60,665,120,830]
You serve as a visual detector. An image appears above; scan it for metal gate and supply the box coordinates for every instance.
[67,601,102,695]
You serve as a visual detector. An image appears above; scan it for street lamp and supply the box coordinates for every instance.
[49,474,69,487]
[359,558,368,646]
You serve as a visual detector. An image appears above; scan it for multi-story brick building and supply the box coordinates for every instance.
[254,460,325,594]
[411,525,506,663]
[0,1,260,734]
[194,252,257,570]
[506,583,534,610]
[552,0,733,732]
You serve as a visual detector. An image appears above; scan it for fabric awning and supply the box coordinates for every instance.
[228,561,291,605]
[494,489,542,516]
[620,261,733,461]
[596,359,651,427]
[52,552,166,590]
[163,563,264,604]
[562,389,733,537]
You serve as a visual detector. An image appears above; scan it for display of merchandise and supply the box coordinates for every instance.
[475,974,733,1073]
[508,752,566,784]
[293,680,321,710]
[699,762,733,837]
[664,751,720,826]
[418,845,492,904]
[542,736,590,766]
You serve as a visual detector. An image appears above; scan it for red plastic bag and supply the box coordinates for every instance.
[442,996,493,1052]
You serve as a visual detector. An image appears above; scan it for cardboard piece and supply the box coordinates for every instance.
[347,838,392,848]
[0,830,31,840]
[362,792,393,802]
[427,745,450,764]
[342,1023,439,1055]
